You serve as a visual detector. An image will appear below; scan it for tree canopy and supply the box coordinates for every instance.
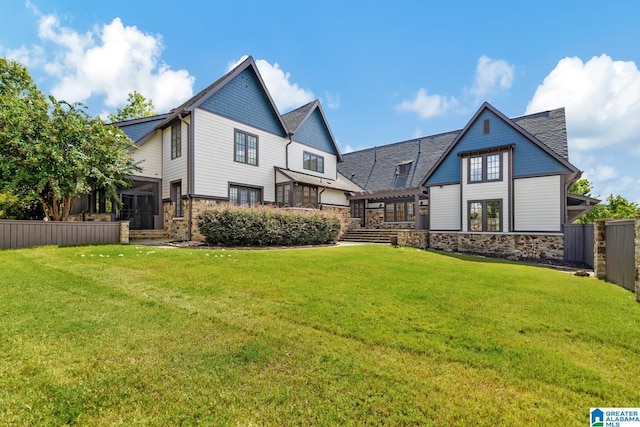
[570,178,639,223]
[0,58,140,221]
[108,91,157,123]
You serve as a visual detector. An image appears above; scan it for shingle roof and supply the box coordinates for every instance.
[338,106,570,193]
[282,101,316,134]
[338,131,459,192]
[512,108,568,160]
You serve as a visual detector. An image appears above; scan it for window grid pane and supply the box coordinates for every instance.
[385,203,395,222]
[487,154,500,180]
[470,202,483,231]
[470,157,483,182]
[487,201,500,231]
[303,151,324,173]
[234,132,245,163]
[407,202,415,222]
[247,135,257,165]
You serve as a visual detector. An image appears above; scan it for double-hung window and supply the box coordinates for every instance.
[468,200,501,232]
[303,152,324,173]
[234,130,258,166]
[468,153,502,183]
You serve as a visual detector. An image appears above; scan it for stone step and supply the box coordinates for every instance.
[129,229,168,241]
[340,229,398,244]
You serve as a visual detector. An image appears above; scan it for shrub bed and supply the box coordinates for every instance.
[197,205,342,246]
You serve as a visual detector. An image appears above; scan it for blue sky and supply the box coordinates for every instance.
[2,1,639,202]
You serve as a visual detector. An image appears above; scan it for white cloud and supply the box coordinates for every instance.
[470,55,515,99]
[229,56,315,112]
[2,44,45,68]
[590,165,619,182]
[343,144,354,154]
[526,54,640,153]
[396,55,513,119]
[395,88,458,119]
[30,8,194,112]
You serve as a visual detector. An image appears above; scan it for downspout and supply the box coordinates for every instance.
[177,110,192,240]
[319,187,326,209]
[286,132,294,170]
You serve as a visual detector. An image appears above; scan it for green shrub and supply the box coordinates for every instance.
[197,205,342,246]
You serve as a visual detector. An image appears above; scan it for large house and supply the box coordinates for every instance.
[101,56,360,240]
[337,102,598,259]
[76,56,596,260]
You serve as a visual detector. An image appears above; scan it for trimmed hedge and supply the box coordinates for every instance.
[197,205,343,247]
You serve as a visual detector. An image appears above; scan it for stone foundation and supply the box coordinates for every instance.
[428,232,564,261]
[397,230,428,249]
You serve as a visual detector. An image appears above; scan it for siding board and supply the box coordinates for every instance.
[429,184,461,230]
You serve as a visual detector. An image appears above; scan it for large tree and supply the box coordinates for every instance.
[108,91,157,123]
[0,58,140,221]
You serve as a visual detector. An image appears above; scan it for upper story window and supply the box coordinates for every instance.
[234,130,258,166]
[171,123,181,159]
[394,162,412,188]
[483,119,490,135]
[303,151,324,173]
[468,153,502,183]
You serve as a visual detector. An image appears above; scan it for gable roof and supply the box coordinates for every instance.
[338,102,578,194]
[421,102,578,186]
[121,56,289,144]
[282,100,343,161]
[163,56,287,134]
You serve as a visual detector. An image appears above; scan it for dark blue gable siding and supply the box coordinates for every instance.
[198,68,285,136]
[292,109,337,154]
[426,110,570,185]
[118,118,165,142]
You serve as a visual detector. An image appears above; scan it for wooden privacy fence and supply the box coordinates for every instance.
[594,218,639,301]
[0,220,129,249]
[564,224,594,267]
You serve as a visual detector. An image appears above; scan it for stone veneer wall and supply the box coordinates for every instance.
[428,232,564,261]
[397,230,428,248]
[365,207,419,230]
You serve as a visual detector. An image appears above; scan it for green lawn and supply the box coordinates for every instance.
[1,244,638,426]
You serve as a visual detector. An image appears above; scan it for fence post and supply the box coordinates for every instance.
[593,219,607,279]
[119,221,130,244]
[635,215,640,303]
